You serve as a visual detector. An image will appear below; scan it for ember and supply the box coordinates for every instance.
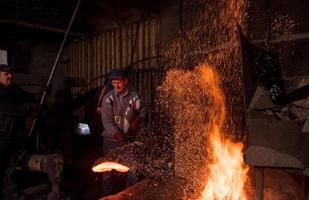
[92,161,130,173]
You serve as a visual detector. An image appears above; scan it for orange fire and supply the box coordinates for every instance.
[199,65,249,200]
[92,161,130,173]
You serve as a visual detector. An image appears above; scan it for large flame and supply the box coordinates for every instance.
[92,161,130,173]
[199,65,249,200]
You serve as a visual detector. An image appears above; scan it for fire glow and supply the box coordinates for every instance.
[199,65,249,200]
[92,161,130,173]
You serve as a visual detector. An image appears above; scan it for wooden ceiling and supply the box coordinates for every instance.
[0,0,164,37]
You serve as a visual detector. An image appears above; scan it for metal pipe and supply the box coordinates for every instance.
[28,0,82,140]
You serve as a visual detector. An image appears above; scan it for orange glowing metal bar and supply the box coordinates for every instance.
[92,161,130,173]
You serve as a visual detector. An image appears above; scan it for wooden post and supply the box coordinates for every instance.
[256,167,264,200]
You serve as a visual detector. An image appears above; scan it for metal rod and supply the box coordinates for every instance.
[28,0,82,139]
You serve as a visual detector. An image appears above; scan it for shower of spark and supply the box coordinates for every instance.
[159,64,249,199]
[159,0,250,197]
[93,0,297,198]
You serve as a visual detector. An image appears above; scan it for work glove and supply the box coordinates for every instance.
[95,106,102,114]
[113,131,125,145]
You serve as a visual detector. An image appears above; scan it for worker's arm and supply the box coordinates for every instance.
[128,93,147,133]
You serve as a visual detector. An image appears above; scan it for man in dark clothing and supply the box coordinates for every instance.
[100,68,147,196]
[0,50,39,200]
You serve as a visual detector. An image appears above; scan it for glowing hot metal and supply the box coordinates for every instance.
[92,161,130,173]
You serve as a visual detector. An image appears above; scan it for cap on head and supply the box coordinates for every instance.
[110,68,128,80]
[0,49,12,72]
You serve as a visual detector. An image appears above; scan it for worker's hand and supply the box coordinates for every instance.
[128,117,144,134]
[96,107,101,114]
[113,131,125,145]
[127,127,137,136]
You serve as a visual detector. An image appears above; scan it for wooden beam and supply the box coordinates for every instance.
[0,18,84,37]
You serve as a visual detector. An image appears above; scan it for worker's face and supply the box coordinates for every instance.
[0,71,13,87]
[112,77,128,94]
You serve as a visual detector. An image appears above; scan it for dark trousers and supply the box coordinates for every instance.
[0,141,18,200]
[101,137,139,196]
